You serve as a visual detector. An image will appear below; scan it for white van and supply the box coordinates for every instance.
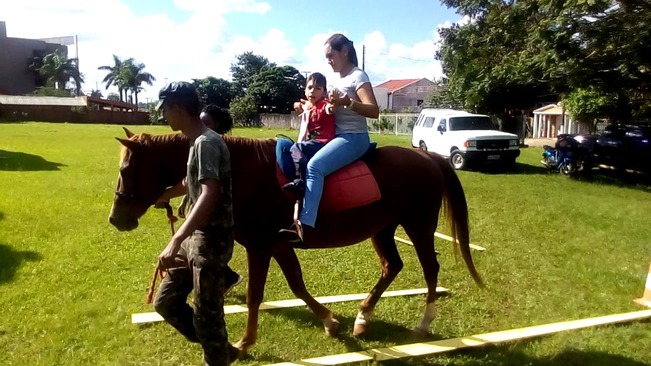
[411,109,520,169]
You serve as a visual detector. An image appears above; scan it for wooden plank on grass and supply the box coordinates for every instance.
[394,233,487,252]
[268,310,651,365]
[132,287,449,324]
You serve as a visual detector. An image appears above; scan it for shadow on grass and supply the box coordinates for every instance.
[0,150,66,171]
[0,212,4,221]
[381,345,650,366]
[471,162,550,176]
[574,170,651,193]
[0,243,42,285]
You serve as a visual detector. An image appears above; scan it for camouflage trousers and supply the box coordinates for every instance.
[154,227,234,366]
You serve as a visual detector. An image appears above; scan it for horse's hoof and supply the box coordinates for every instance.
[352,322,368,337]
[233,339,251,359]
[322,313,340,337]
[412,326,430,338]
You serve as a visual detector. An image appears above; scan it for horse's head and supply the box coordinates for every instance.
[108,128,188,231]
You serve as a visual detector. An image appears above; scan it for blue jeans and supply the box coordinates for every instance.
[276,137,295,180]
[300,133,370,227]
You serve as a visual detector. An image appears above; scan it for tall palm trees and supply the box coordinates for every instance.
[98,55,156,105]
[32,50,84,95]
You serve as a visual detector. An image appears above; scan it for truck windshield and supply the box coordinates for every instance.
[449,116,496,131]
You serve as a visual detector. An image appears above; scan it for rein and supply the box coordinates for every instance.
[144,202,179,304]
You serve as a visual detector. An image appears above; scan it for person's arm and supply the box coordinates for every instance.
[297,111,309,142]
[349,83,380,119]
[154,178,187,208]
[158,179,221,269]
[329,83,379,119]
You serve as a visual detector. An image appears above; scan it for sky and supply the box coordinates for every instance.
[1,0,466,102]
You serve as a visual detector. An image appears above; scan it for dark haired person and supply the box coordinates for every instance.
[282,72,335,193]
[176,103,243,294]
[280,34,380,242]
[153,81,237,365]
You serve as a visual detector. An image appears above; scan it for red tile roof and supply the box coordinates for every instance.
[374,79,420,93]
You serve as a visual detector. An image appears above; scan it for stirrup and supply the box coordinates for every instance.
[281,179,305,194]
[278,221,304,243]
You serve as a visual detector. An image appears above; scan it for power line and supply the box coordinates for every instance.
[364,50,435,63]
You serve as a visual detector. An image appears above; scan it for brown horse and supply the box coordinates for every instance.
[108,128,483,354]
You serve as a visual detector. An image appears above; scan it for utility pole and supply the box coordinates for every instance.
[362,45,365,70]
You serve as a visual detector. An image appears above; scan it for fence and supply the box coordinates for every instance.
[260,112,418,136]
[0,105,149,124]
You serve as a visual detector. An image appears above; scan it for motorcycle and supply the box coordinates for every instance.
[541,135,592,176]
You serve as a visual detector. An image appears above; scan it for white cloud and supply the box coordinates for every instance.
[1,1,463,102]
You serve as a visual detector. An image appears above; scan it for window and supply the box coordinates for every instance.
[417,99,424,106]
[438,119,447,131]
[449,116,496,131]
[423,117,436,128]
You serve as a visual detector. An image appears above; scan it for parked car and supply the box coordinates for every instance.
[411,108,520,169]
[557,124,651,176]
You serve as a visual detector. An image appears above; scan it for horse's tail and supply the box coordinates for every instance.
[432,153,485,288]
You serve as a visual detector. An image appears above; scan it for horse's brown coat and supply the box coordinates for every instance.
[109,130,483,354]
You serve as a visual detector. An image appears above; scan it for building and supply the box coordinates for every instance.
[373,78,437,112]
[531,103,592,138]
[0,21,68,95]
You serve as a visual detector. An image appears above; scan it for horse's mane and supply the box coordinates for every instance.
[119,132,189,165]
[118,132,276,166]
[223,135,276,165]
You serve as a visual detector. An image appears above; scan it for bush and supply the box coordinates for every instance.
[230,93,259,126]
[31,87,73,97]
[148,103,164,125]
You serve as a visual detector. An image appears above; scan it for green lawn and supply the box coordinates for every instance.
[1,122,650,366]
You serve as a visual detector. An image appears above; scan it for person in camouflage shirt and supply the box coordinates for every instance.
[152,81,236,366]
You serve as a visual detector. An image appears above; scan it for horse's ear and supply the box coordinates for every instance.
[116,137,141,152]
[123,127,135,138]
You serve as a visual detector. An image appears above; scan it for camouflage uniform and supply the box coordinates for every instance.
[154,128,234,366]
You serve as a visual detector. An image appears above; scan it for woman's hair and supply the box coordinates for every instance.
[325,33,358,67]
[201,104,233,134]
[307,72,327,91]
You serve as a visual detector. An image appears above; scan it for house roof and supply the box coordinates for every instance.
[533,104,569,116]
[374,79,420,93]
[0,95,138,110]
[0,95,87,106]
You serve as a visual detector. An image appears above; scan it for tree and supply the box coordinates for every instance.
[193,77,234,109]
[89,89,103,98]
[230,52,272,95]
[107,92,120,101]
[98,55,127,102]
[246,65,305,113]
[426,80,463,109]
[33,50,84,95]
[437,0,651,120]
[563,88,619,133]
[229,93,258,126]
[120,58,156,106]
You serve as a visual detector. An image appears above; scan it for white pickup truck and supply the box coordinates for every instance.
[411,109,520,169]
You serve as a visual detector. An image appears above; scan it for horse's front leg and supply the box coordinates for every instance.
[233,247,271,355]
[354,224,403,337]
[273,243,340,336]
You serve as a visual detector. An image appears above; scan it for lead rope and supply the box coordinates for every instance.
[145,203,178,304]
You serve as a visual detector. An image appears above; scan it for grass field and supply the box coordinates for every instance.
[1,121,650,366]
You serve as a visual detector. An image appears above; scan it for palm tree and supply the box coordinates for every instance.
[98,55,127,102]
[36,50,84,95]
[120,58,156,106]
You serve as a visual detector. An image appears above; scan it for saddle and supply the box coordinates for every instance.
[275,139,381,212]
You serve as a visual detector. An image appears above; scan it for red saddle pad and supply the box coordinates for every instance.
[277,160,381,212]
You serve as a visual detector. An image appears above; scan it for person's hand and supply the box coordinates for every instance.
[294,99,308,113]
[328,89,350,107]
[158,237,185,270]
[154,196,169,209]
[325,102,335,115]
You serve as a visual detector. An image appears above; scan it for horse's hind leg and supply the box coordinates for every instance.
[403,224,440,336]
[354,223,403,337]
[273,243,340,336]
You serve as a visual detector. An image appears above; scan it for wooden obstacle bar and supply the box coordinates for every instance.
[394,232,487,252]
[132,287,449,324]
[268,309,651,365]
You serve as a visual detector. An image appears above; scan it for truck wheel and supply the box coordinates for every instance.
[419,141,428,152]
[450,150,466,170]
